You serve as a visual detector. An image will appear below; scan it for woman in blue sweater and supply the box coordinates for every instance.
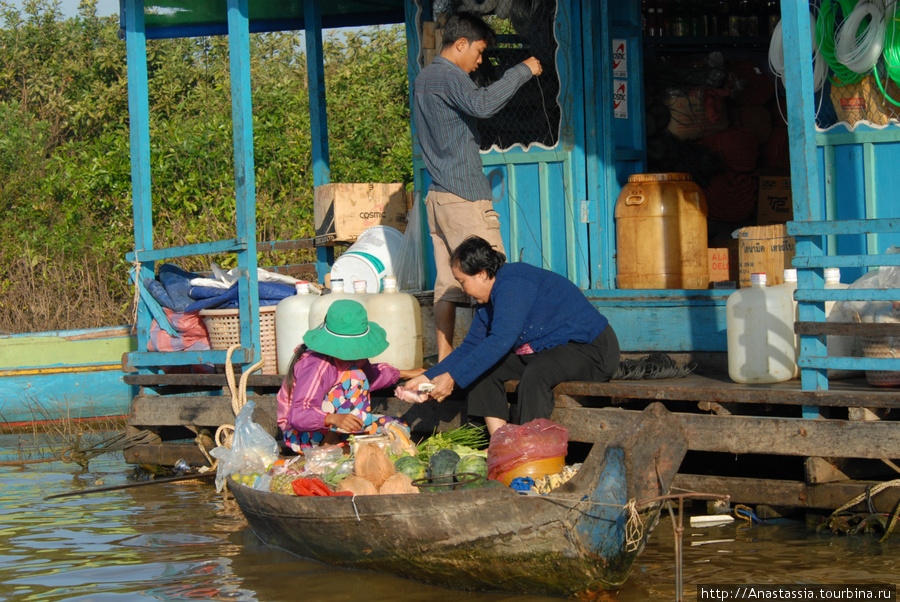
[403,236,620,435]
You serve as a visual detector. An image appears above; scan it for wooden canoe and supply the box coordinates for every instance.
[0,326,136,428]
[230,402,687,597]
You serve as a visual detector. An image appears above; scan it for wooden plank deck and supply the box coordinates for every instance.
[123,371,900,512]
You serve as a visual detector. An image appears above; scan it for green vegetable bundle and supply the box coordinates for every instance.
[416,425,488,464]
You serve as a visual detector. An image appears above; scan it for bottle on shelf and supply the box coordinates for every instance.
[743,0,759,37]
[718,0,731,36]
[772,268,800,378]
[767,0,780,36]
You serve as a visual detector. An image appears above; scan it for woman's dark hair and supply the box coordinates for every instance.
[281,343,308,396]
[451,236,507,279]
[441,13,497,49]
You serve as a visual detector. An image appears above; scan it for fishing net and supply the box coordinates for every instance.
[417,0,561,150]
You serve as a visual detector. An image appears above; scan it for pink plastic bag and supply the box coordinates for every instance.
[487,419,569,481]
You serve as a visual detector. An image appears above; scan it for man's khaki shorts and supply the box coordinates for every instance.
[425,190,505,304]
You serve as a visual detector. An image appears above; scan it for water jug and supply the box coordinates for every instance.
[308,277,354,330]
[330,226,404,293]
[614,173,709,289]
[368,276,423,370]
[275,281,317,374]
[727,272,796,383]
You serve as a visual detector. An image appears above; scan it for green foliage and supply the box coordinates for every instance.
[0,0,412,332]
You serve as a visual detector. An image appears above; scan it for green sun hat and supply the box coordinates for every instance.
[303,299,389,361]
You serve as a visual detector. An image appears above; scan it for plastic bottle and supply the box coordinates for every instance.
[275,281,317,374]
[308,277,354,330]
[367,276,424,370]
[352,280,371,306]
[726,272,796,383]
[772,268,799,377]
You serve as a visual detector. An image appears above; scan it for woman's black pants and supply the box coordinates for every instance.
[466,325,620,424]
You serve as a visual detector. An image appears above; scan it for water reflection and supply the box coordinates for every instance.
[0,449,897,601]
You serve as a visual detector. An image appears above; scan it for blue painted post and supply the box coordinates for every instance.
[227,0,262,370]
[123,0,155,366]
[595,0,617,290]
[305,0,334,284]
[404,0,429,289]
[780,1,827,407]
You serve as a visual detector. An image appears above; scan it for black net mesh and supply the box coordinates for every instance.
[418,0,561,150]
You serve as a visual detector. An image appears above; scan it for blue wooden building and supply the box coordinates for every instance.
[121,0,900,512]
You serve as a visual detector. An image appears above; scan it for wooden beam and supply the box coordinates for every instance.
[674,474,900,513]
[551,405,900,459]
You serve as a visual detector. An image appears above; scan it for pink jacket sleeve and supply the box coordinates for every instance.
[363,361,400,392]
[283,353,338,433]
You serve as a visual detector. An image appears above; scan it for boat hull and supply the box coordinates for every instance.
[231,402,687,596]
[0,326,136,427]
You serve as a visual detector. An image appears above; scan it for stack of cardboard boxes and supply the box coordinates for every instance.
[708,174,795,288]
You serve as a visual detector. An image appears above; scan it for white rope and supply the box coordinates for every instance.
[624,499,646,552]
[768,12,827,93]
[835,1,887,75]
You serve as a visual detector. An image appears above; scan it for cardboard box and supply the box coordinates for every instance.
[757,175,793,225]
[314,183,412,246]
[736,224,796,288]
[708,246,737,284]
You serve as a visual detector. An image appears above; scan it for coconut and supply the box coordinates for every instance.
[354,442,396,489]
[336,475,379,496]
[379,472,419,495]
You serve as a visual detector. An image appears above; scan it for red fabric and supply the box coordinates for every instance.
[702,171,759,222]
[729,105,773,145]
[762,127,790,171]
[291,477,352,496]
[698,128,759,173]
[730,58,775,106]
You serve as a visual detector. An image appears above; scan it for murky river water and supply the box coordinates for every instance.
[1,433,898,601]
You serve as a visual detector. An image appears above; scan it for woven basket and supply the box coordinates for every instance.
[861,335,900,387]
[200,305,278,375]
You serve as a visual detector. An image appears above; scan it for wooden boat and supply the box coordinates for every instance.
[0,326,137,428]
[230,402,687,597]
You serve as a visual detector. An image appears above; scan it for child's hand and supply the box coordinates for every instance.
[327,413,364,433]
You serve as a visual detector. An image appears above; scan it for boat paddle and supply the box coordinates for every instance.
[44,471,217,500]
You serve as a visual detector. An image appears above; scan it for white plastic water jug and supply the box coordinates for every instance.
[308,277,354,331]
[330,226,404,293]
[275,281,316,374]
[368,276,423,370]
[727,272,796,384]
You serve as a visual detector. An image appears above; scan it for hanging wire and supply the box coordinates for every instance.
[817,0,867,85]
[834,1,886,74]
[874,0,900,106]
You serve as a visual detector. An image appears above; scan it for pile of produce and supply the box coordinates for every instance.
[229,424,506,497]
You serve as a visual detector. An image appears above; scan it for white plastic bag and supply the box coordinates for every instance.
[394,194,426,293]
[210,401,280,492]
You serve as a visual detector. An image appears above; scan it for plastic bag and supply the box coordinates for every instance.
[210,401,280,492]
[834,247,900,324]
[394,194,425,293]
[487,419,569,482]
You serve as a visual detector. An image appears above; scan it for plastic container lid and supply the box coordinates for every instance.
[382,275,398,291]
[626,172,693,183]
[824,267,841,282]
[783,268,797,282]
[750,273,767,286]
[295,281,310,294]
[353,280,367,293]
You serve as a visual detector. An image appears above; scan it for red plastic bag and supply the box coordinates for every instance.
[487,419,569,482]
[292,477,352,497]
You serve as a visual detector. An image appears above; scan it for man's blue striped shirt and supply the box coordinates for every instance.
[413,56,532,202]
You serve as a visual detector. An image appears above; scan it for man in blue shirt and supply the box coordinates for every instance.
[413,13,541,361]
